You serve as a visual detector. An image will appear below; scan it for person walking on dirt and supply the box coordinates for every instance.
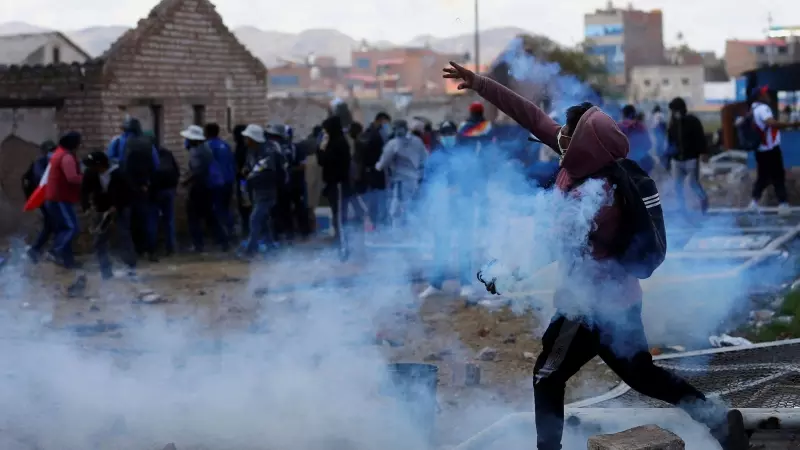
[443,61,748,450]
[107,117,160,261]
[45,132,84,269]
[747,86,800,214]
[23,140,57,263]
[205,123,237,237]
[375,119,428,229]
[419,120,481,300]
[240,124,281,258]
[181,125,229,254]
[667,97,710,214]
[81,151,137,279]
[317,116,354,261]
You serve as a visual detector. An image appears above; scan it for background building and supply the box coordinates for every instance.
[347,46,466,99]
[583,1,664,86]
[0,32,91,66]
[725,25,800,77]
[628,64,704,109]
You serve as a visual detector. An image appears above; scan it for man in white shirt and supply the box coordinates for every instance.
[749,86,800,214]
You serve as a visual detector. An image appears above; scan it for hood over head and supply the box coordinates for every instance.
[560,106,629,180]
[322,116,344,138]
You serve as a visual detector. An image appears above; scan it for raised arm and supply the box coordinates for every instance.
[472,75,561,151]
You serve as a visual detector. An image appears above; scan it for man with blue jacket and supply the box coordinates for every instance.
[107,116,160,261]
[204,123,236,236]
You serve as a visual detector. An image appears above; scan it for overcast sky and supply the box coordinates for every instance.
[2,0,797,54]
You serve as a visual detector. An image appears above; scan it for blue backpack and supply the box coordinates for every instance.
[736,113,762,151]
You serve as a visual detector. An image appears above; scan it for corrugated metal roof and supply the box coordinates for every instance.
[0,32,53,65]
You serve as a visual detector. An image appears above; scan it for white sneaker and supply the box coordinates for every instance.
[419,285,442,299]
[459,286,477,298]
[778,203,791,216]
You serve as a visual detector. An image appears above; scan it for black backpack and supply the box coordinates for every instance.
[736,113,762,151]
[594,159,667,279]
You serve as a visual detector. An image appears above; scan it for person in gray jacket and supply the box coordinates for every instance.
[240,124,281,257]
[180,124,228,253]
[375,119,428,227]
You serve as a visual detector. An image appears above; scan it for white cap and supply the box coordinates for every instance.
[241,124,266,143]
[179,124,205,141]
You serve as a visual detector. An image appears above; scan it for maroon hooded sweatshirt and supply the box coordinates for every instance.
[471,75,642,306]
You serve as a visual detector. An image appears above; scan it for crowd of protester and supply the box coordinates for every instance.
[19,81,796,282]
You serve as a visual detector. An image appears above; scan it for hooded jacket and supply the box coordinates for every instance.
[471,75,641,306]
[375,132,428,187]
[317,116,352,185]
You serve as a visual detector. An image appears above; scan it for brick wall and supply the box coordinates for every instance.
[99,0,267,168]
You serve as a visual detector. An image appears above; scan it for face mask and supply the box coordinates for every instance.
[440,136,456,148]
[380,123,391,140]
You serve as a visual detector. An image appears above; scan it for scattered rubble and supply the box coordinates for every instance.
[587,424,685,450]
[136,289,164,304]
[523,351,536,361]
[709,334,753,348]
[476,347,497,361]
[451,362,481,386]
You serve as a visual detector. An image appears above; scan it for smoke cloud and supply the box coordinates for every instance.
[0,38,794,450]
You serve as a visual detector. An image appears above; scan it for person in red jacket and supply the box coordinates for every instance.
[45,132,84,268]
[443,61,747,450]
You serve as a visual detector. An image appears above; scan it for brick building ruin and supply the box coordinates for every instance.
[0,0,267,236]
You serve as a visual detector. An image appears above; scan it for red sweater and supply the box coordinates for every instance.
[45,147,83,204]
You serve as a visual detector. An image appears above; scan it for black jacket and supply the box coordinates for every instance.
[81,167,134,213]
[358,124,385,169]
[317,116,352,185]
[668,114,707,161]
[152,148,180,191]
[122,133,157,189]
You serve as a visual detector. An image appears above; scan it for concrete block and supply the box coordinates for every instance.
[587,425,684,450]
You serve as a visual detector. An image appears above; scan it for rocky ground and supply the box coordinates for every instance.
[0,246,620,449]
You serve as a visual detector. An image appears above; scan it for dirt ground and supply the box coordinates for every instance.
[0,248,620,447]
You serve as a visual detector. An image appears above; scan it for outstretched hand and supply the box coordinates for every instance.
[442,61,476,90]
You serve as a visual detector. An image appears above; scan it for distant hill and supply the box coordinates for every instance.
[0,21,531,67]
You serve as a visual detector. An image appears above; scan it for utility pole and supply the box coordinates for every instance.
[767,12,774,66]
[474,0,480,73]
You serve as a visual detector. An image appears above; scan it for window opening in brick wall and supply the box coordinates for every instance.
[192,105,206,126]
[150,104,163,146]
[52,46,61,64]
[226,107,233,133]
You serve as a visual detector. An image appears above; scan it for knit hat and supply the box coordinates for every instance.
[58,131,82,151]
[469,101,484,115]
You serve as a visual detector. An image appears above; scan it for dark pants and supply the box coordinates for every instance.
[245,200,274,255]
[219,182,235,236]
[275,182,311,240]
[237,179,252,236]
[94,208,137,277]
[31,206,54,254]
[130,195,156,255]
[363,169,387,227]
[752,146,788,203]
[187,186,229,252]
[324,182,357,259]
[152,189,176,254]
[533,304,712,450]
[428,197,475,289]
[47,201,78,267]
